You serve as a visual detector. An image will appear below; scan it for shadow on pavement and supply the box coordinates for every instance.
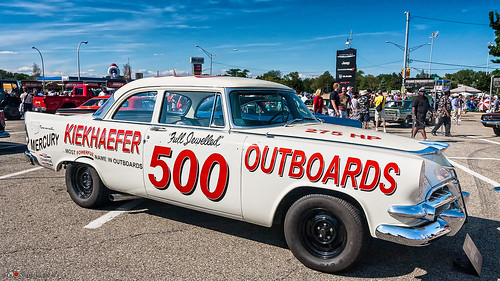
[134,200,499,279]
[0,142,27,156]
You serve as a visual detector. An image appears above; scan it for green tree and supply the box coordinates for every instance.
[282,72,304,92]
[310,71,334,92]
[256,70,282,83]
[489,10,500,63]
[0,69,31,80]
[226,68,249,77]
[32,63,41,79]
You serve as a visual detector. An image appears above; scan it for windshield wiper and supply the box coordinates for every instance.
[284,118,303,127]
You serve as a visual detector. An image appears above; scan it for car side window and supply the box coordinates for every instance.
[112,91,157,122]
[159,91,223,128]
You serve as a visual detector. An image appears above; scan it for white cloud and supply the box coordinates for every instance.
[18,66,31,72]
[87,69,95,72]
[0,51,17,54]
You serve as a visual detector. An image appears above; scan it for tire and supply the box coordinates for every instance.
[4,105,21,120]
[284,194,368,273]
[402,116,412,128]
[66,163,109,208]
[494,127,500,137]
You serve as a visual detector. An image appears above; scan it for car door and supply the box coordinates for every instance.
[143,90,243,217]
[91,90,158,196]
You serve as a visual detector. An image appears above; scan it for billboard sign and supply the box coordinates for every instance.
[404,78,435,90]
[336,49,356,90]
[493,76,500,89]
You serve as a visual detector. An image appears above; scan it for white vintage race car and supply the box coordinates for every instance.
[25,76,469,273]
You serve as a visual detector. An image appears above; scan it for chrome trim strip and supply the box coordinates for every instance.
[375,218,451,247]
[24,150,37,166]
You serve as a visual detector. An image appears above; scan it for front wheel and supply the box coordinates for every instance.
[284,194,368,273]
[66,163,109,208]
[494,127,500,137]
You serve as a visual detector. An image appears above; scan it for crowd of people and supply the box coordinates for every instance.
[299,83,500,140]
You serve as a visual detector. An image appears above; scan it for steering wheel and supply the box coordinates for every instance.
[268,111,290,124]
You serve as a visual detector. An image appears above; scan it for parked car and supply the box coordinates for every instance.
[0,80,22,120]
[24,76,468,273]
[369,98,434,127]
[480,112,500,136]
[0,110,10,138]
[55,96,111,115]
[33,84,103,113]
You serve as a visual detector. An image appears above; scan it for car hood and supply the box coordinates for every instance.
[235,122,448,155]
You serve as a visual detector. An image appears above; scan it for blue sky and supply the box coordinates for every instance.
[0,0,498,79]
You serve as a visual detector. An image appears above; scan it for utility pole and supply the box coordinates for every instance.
[403,11,410,93]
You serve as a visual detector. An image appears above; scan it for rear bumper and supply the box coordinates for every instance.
[375,189,469,247]
[25,150,38,165]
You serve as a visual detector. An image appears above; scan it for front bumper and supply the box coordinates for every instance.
[375,182,469,246]
[481,120,500,128]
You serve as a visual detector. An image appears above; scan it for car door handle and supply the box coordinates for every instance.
[150,126,168,132]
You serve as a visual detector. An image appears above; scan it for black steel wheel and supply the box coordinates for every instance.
[66,163,109,208]
[284,194,368,273]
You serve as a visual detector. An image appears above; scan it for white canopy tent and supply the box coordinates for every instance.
[450,85,482,95]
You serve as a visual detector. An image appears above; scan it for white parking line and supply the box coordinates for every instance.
[84,199,144,229]
[448,159,500,187]
[447,157,500,161]
[466,136,500,145]
[7,131,26,135]
[0,167,44,180]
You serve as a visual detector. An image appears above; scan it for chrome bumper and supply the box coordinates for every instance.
[481,120,500,127]
[25,150,38,165]
[376,190,469,247]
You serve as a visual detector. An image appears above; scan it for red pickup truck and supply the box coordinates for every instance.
[33,84,102,113]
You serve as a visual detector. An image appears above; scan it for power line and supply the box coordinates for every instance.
[412,15,489,26]
[411,59,487,69]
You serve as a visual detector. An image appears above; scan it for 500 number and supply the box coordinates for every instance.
[148,145,229,201]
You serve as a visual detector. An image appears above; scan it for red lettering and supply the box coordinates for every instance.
[261,146,278,174]
[350,133,365,139]
[106,129,117,151]
[148,146,172,189]
[131,131,141,154]
[305,128,317,133]
[244,144,260,171]
[123,130,133,153]
[90,127,100,148]
[74,125,84,146]
[97,128,107,149]
[331,131,343,136]
[82,126,92,147]
[173,149,198,194]
[341,157,363,188]
[277,148,293,177]
[359,160,380,191]
[306,153,324,182]
[380,162,400,195]
[115,129,125,151]
[319,130,329,134]
[200,153,228,201]
[64,124,74,144]
[367,136,381,140]
[288,149,306,179]
[322,155,340,185]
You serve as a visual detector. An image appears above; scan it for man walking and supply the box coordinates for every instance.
[412,87,431,140]
[374,90,386,132]
[328,83,340,117]
[430,90,452,137]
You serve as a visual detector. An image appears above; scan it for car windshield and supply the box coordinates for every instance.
[92,95,114,119]
[229,90,316,127]
[82,97,109,107]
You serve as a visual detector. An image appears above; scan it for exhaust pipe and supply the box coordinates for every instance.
[109,193,140,202]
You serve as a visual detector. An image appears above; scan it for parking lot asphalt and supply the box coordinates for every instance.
[1,112,499,280]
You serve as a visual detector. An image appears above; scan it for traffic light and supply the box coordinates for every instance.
[401,68,410,78]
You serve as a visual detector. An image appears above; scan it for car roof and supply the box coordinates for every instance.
[113,76,292,100]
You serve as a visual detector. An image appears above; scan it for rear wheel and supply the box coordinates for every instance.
[66,163,109,208]
[284,194,368,273]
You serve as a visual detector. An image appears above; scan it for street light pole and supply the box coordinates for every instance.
[486,41,494,75]
[31,46,45,94]
[428,31,439,78]
[194,45,237,76]
[77,41,88,81]
[403,11,410,92]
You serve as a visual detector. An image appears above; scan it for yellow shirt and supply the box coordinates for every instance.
[374,95,386,107]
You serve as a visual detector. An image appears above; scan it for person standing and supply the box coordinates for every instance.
[412,87,431,140]
[338,87,352,118]
[312,88,324,114]
[374,90,386,132]
[20,88,33,115]
[430,90,452,137]
[328,83,340,117]
[358,90,371,129]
